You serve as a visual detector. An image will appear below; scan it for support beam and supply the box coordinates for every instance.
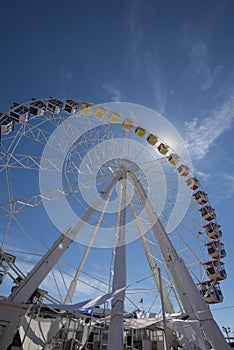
[64,186,114,304]
[128,196,174,314]
[107,174,127,350]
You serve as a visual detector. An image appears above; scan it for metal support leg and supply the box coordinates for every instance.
[107,174,127,350]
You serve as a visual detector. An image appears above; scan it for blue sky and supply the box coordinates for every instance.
[1,0,234,336]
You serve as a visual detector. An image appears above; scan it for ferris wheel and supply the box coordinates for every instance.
[0,98,228,349]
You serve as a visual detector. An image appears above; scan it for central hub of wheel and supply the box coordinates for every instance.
[96,157,147,202]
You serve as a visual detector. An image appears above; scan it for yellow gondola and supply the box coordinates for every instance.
[168,153,179,166]
[122,118,133,129]
[110,111,121,123]
[96,106,107,119]
[158,143,168,155]
[135,126,146,137]
[147,133,158,145]
[81,101,93,115]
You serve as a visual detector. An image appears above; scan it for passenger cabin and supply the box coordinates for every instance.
[81,101,93,115]
[177,164,190,176]
[110,111,121,123]
[158,143,168,155]
[64,99,79,114]
[146,133,158,145]
[205,241,226,259]
[193,191,208,205]
[204,223,222,239]
[186,177,200,190]
[199,206,216,221]
[0,113,14,135]
[47,98,63,114]
[200,281,223,304]
[168,153,179,166]
[203,260,227,281]
[135,126,146,137]
[96,106,107,119]
[10,103,29,123]
[122,118,133,130]
[30,99,47,116]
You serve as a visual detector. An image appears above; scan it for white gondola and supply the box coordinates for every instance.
[30,98,47,116]
[177,164,190,176]
[193,190,208,205]
[158,143,168,155]
[203,260,227,281]
[199,206,216,221]
[186,177,200,190]
[135,126,146,137]
[64,99,79,114]
[146,133,158,145]
[0,113,14,135]
[167,153,179,166]
[204,222,222,239]
[205,241,226,259]
[10,103,29,123]
[47,98,63,114]
[200,281,223,304]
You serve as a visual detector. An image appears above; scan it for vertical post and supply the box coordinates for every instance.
[158,267,169,350]
[107,173,127,350]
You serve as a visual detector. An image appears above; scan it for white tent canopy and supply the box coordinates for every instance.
[19,316,63,350]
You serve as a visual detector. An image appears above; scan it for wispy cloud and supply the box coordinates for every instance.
[208,173,234,200]
[184,96,234,160]
[58,67,73,96]
[127,1,167,113]
[147,63,167,114]
[196,170,210,181]
[189,40,224,91]
[178,28,224,91]
[128,0,144,54]
[220,174,234,199]
[102,82,122,102]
